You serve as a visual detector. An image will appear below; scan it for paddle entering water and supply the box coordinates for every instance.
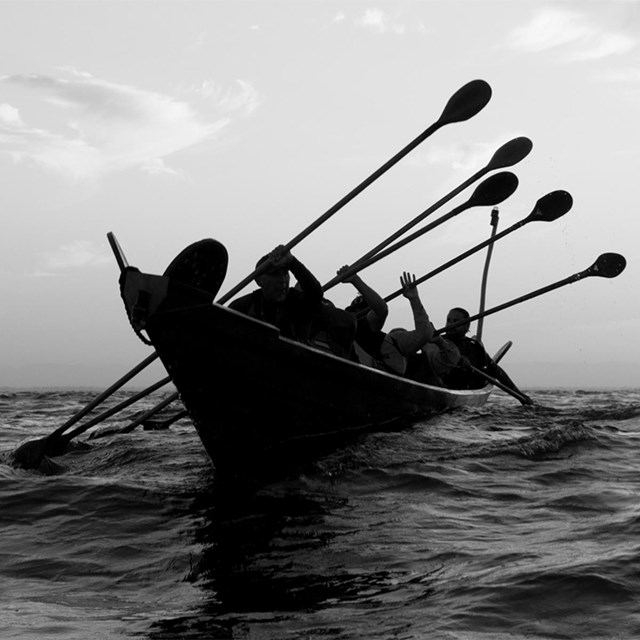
[49,377,174,454]
[466,364,532,405]
[434,253,626,336]
[10,354,161,470]
[379,189,573,304]
[343,137,532,274]
[324,171,519,291]
[218,79,492,305]
[10,232,229,471]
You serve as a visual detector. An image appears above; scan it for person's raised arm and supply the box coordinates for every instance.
[269,245,322,304]
[337,265,388,331]
[393,272,433,355]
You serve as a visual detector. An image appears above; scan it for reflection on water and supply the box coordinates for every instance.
[147,478,355,637]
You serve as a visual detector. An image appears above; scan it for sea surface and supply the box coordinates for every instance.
[1,388,639,640]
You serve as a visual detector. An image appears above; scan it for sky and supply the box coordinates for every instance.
[0,0,638,390]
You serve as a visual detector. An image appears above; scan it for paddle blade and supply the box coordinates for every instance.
[588,253,627,278]
[438,79,492,125]
[469,171,519,207]
[487,137,533,170]
[528,190,573,223]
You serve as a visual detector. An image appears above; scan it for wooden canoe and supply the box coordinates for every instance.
[114,238,492,478]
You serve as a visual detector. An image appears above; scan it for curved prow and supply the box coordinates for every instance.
[107,232,129,273]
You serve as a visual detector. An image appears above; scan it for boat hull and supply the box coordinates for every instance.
[145,302,491,476]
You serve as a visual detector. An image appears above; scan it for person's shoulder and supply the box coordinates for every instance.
[467,336,489,352]
[229,290,259,310]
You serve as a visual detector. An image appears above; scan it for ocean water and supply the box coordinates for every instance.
[1,388,639,640]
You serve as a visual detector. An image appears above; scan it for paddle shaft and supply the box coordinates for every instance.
[466,363,530,405]
[59,376,173,444]
[218,80,491,305]
[350,165,496,271]
[348,140,532,273]
[476,207,500,342]
[381,215,529,304]
[217,122,452,304]
[434,268,597,336]
[324,199,475,292]
[118,391,180,434]
[46,352,160,441]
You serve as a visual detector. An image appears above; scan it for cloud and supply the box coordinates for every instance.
[0,103,23,126]
[38,240,111,273]
[355,8,406,35]
[568,32,635,61]
[406,134,526,173]
[190,78,262,116]
[507,7,636,61]
[0,69,256,181]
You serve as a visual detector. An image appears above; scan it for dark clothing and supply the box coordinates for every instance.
[229,258,322,342]
[354,318,385,362]
[312,300,358,359]
[405,336,461,386]
[443,335,510,390]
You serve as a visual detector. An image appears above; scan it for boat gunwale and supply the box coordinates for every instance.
[147,299,493,402]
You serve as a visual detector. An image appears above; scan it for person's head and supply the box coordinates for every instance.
[255,254,290,302]
[345,295,367,314]
[445,307,470,338]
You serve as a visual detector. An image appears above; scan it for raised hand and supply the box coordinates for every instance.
[400,271,419,300]
[268,245,293,269]
[337,265,361,284]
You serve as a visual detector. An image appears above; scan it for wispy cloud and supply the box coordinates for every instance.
[188,78,262,116]
[507,7,636,61]
[357,8,405,34]
[406,134,526,173]
[331,8,429,35]
[35,240,111,276]
[0,69,259,181]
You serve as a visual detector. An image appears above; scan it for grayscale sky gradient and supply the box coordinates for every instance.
[1,0,638,389]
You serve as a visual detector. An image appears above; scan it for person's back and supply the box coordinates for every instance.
[338,266,388,364]
[377,272,432,375]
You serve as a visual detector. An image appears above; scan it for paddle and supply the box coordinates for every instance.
[380,190,573,304]
[217,79,492,305]
[117,391,180,435]
[50,377,173,453]
[11,353,161,470]
[434,253,627,336]
[141,408,188,431]
[466,363,532,405]
[475,207,500,342]
[345,136,533,272]
[324,171,520,291]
